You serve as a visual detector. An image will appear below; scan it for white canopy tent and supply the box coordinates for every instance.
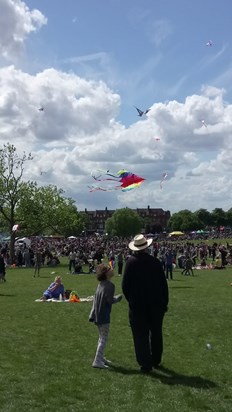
[15,237,31,247]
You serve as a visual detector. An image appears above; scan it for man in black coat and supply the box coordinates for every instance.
[122,234,168,373]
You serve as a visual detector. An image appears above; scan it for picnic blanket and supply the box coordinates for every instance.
[35,296,94,303]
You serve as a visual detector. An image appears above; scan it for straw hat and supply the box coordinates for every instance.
[129,234,152,251]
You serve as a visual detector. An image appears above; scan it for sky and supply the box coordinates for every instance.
[1,0,232,214]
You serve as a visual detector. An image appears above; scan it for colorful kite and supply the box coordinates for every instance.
[134,106,150,117]
[109,258,115,270]
[160,172,168,190]
[89,169,145,192]
[122,182,143,191]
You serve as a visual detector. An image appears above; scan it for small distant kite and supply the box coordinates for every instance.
[206,40,213,47]
[12,224,19,232]
[38,107,44,112]
[160,172,168,190]
[134,106,150,117]
[89,169,145,192]
[200,119,207,128]
[154,137,160,141]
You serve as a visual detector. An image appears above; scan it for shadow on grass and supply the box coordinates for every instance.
[0,293,17,297]
[167,278,185,281]
[110,365,217,389]
[170,286,194,289]
[169,280,197,283]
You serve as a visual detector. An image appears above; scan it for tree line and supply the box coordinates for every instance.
[167,208,232,231]
[105,207,232,236]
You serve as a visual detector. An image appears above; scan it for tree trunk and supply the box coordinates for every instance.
[10,233,16,265]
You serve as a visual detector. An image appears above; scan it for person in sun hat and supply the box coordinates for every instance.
[122,234,169,374]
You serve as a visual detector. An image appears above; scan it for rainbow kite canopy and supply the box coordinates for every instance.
[89,169,145,192]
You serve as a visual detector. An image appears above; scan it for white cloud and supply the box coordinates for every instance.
[0,0,47,61]
[212,63,232,92]
[0,65,121,147]
[64,52,110,65]
[1,64,232,213]
[198,44,228,72]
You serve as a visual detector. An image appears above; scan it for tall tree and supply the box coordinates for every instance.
[226,208,232,227]
[0,143,33,262]
[168,209,202,231]
[105,208,142,237]
[211,208,227,227]
[194,208,213,227]
[17,184,85,236]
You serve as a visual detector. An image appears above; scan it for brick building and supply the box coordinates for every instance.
[80,206,170,234]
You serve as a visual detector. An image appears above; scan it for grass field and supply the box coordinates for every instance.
[0,257,231,412]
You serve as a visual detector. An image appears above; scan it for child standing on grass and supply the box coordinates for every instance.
[89,263,122,369]
[33,249,42,277]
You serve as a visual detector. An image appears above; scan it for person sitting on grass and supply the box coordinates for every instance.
[200,258,207,268]
[47,255,60,267]
[74,258,84,274]
[214,254,225,270]
[40,276,64,300]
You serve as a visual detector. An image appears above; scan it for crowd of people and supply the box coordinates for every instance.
[1,232,232,279]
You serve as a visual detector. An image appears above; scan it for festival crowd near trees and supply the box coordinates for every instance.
[1,144,232,252]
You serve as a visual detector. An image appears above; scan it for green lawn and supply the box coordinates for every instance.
[0,258,231,412]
